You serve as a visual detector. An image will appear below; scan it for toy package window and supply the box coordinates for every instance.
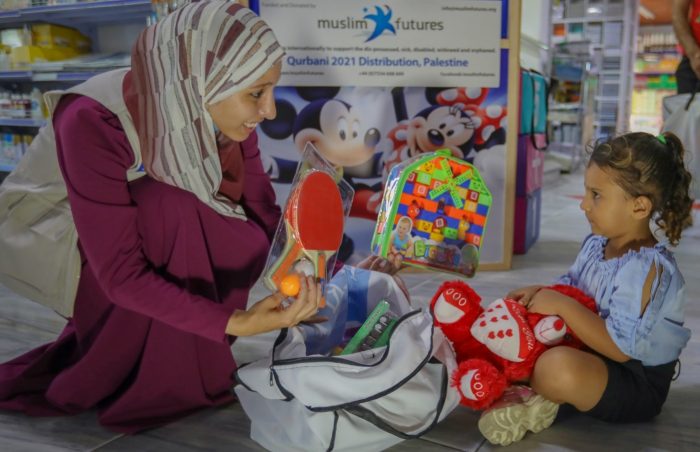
[262,143,354,301]
[371,149,491,277]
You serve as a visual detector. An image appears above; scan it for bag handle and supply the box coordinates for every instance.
[684,80,700,111]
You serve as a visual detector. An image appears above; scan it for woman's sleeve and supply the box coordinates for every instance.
[54,95,233,343]
[240,131,281,239]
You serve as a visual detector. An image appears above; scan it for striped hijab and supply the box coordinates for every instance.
[129,0,284,218]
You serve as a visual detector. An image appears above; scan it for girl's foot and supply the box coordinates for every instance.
[477,385,559,446]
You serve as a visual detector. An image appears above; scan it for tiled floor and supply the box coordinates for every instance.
[1,167,699,451]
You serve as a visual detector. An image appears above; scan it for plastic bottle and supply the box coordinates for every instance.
[0,92,10,119]
[30,88,44,119]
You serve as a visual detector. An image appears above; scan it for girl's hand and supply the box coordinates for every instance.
[356,254,401,275]
[526,289,564,316]
[226,275,321,337]
[506,285,544,307]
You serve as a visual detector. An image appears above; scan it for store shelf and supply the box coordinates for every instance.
[0,0,151,26]
[0,70,105,82]
[593,120,616,126]
[552,16,624,25]
[0,118,46,127]
[0,71,33,81]
[549,102,583,111]
[635,71,675,76]
[637,50,680,56]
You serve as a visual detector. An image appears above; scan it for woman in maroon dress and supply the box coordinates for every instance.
[0,1,321,433]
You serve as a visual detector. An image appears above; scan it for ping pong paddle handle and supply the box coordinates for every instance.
[271,240,302,289]
[316,252,327,308]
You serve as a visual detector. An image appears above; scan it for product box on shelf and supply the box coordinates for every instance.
[371,149,491,277]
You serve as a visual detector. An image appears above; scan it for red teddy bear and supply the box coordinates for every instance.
[430,280,597,410]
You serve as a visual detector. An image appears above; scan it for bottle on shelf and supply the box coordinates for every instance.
[29,87,44,119]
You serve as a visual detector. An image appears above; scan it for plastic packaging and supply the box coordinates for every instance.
[261,143,354,298]
[371,149,492,277]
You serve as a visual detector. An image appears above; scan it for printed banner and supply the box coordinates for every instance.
[258,51,509,265]
[258,0,501,87]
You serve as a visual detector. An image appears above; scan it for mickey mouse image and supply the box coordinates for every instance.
[379,87,507,180]
[429,280,597,411]
[260,87,384,186]
[260,87,384,259]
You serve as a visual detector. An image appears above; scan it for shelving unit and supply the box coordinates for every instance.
[0,0,151,26]
[630,25,678,134]
[549,0,639,149]
[547,39,591,172]
[0,0,150,173]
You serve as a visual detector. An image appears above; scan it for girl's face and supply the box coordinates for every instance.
[580,163,637,240]
[208,62,282,142]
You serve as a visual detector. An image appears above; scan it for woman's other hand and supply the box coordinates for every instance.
[226,275,321,336]
[356,254,400,275]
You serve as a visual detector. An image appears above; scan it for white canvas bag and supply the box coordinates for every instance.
[234,268,460,452]
[661,90,700,198]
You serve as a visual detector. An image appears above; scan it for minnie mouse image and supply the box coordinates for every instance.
[379,86,507,179]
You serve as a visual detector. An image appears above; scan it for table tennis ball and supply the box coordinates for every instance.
[280,274,301,297]
[293,259,315,276]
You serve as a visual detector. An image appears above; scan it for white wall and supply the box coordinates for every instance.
[96,22,147,54]
[520,0,551,72]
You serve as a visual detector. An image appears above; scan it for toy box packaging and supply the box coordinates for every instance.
[371,149,491,277]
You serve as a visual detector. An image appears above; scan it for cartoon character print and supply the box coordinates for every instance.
[436,87,508,152]
[378,87,507,181]
[379,104,476,180]
[261,88,382,183]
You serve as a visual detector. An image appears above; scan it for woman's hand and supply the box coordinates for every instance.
[506,285,543,307]
[226,275,321,337]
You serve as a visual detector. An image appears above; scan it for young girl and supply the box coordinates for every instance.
[479,132,694,446]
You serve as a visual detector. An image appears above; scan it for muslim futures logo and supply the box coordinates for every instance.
[363,5,396,42]
[315,5,445,42]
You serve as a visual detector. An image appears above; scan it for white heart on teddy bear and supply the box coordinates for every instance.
[470,298,537,362]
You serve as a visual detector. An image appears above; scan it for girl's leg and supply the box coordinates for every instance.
[530,346,608,411]
[478,346,606,446]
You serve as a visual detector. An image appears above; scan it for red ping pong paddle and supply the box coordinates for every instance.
[269,170,344,307]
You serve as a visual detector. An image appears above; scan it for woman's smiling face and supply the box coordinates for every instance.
[208,62,282,142]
